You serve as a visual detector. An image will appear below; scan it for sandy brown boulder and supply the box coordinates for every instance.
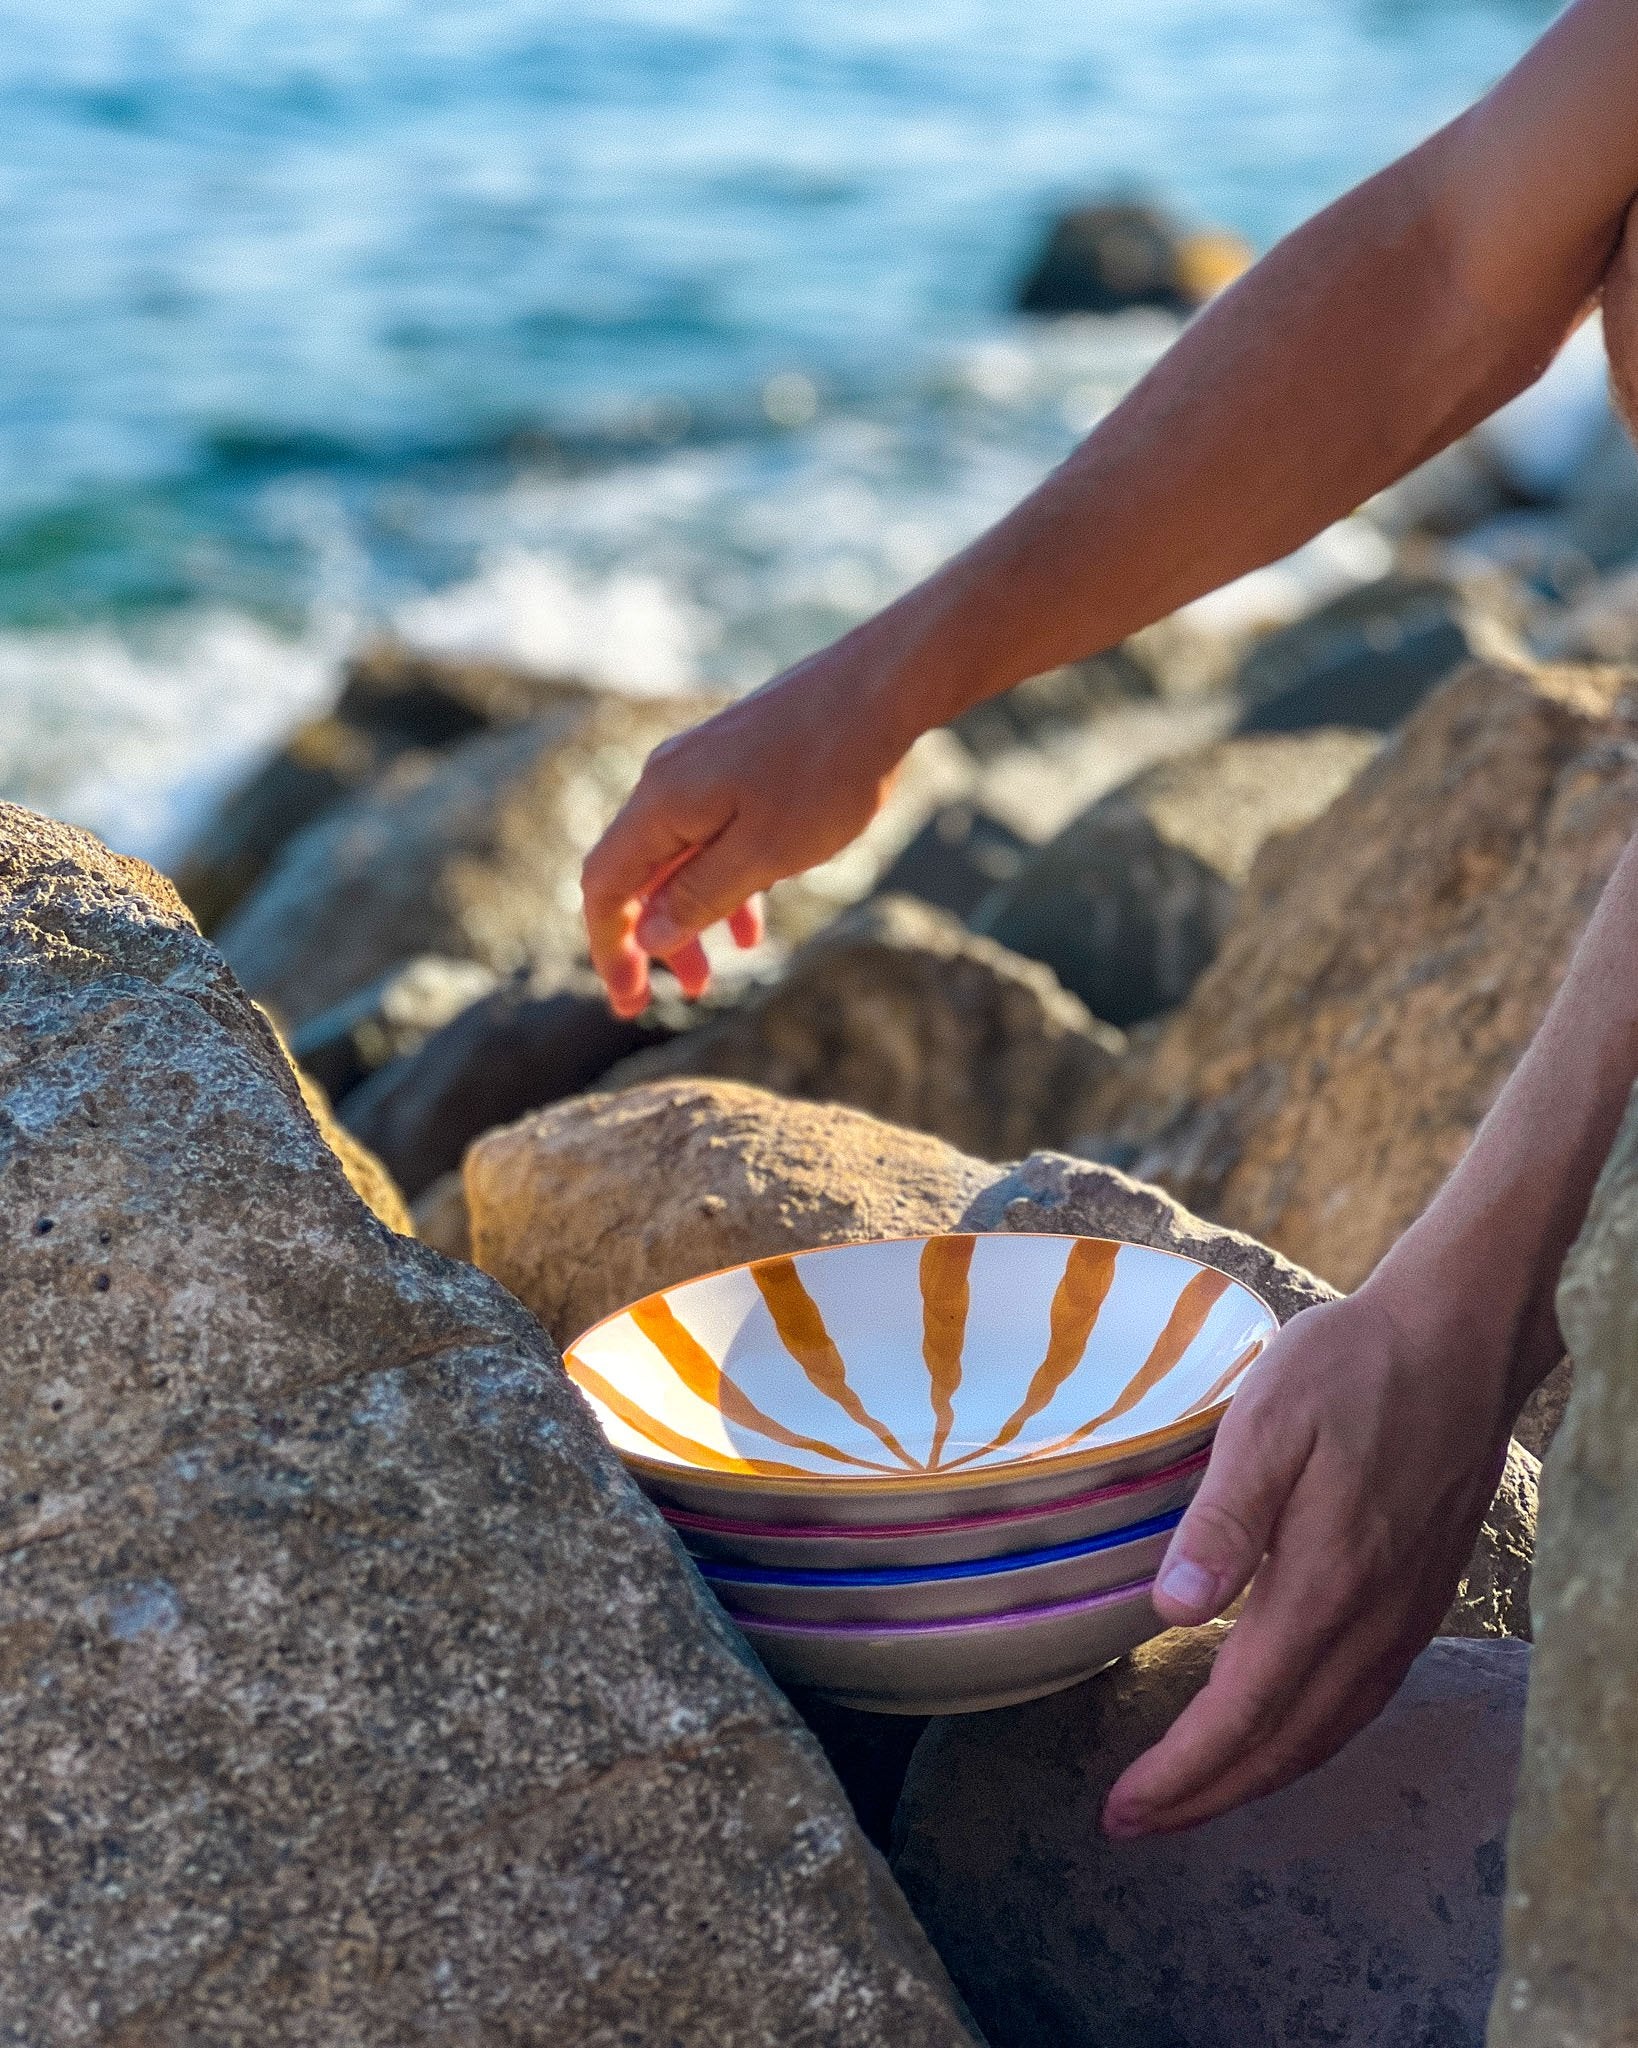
[895,1633,1529,2048]
[0,807,979,2048]
[978,729,1377,1025]
[464,1079,998,1344]
[1491,1089,1638,2048]
[599,895,1125,1162]
[1090,660,1638,1295]
[217,687,717,1030]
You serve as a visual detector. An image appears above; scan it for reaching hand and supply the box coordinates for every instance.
[1101,1285,1521,1838]
[581,642,909,1017]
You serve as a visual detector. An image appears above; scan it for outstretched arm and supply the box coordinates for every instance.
[583,0,1638,1014]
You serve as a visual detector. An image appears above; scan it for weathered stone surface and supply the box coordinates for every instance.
[1015,199,1250,316]
[464,1078,999,1344]
[0,807,980,2048]
[1090,660,1638,1296]
[599,896,1126,1162]
[290,1059,416,1235]
[1538,559,1638,666]
[977,730,1377,1025]
[217,687,717,1030]
[895,1633,1529,2048]
[1490,1090,1638,2048]
[871,803,1032,922]
[412,1166,472,1260]
[289,952,501,1102]
[1233,572,1521,734]
[342,964,671,1196]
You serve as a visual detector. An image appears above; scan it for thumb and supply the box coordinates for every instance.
[1151,1410,1307,1626]
[634,828,760,958]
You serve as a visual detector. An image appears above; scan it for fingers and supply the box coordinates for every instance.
[1149,1391,1312,1627]
[634,830,764,960]
[1102,1565,1418,1837]
[582,803,697,1019]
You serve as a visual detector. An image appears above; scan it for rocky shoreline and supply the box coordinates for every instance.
[6,390,1638,2041]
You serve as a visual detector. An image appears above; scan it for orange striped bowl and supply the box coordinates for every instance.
[564,1234,1274,1526]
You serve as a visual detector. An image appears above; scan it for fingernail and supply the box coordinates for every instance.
[635,907,684,955]
[1156,1557,1219,1612]
[1100,1798,1147,1840]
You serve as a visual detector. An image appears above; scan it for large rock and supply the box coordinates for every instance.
[1233,571,1522,734]
[172,644,597,932]
[1015,200,1250,316]
[461,1083,1536,1645]
[598,895,1126,1162]
[217,687,717,1031]
[0,807,979,2048]
[289,952,502,1103]
[894,1633,1530,2048]
[343,965,675,1197]
[1491,1089,1638,2048]
[976,730,1377,1026]
[871,803,1033,922]
[1089,659,1638,1295]
[464,1079,999,1346]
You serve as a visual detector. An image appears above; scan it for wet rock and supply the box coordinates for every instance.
[598,895,1125,1162]
[217,687,717,1031]
[1234,572,1522,734]
[976,730,1377,1026]
[464,1078,999,1345]
[289,953,501,1102]
[1491,1091,1638,2048]
[895,1632,1529,2048]
[1089,661,1638,1311]
[0,805,979,2048]
[343,965,674,1197]
[1015,200,1250,317]
[872,803,1033,921]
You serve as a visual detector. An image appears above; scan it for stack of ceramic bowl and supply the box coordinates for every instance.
[564,1233,1276,1715]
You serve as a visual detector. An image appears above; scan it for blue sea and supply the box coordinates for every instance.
[0,0,1559,859]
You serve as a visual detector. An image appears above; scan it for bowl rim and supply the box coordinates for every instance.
[693,1504,1183,1588]
[564,1232,1275,1499]
[658,1441,1212,1541]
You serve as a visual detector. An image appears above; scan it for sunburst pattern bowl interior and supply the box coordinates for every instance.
[564,1234,1274,1503]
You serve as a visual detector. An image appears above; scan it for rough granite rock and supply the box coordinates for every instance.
[598,895,1126,1161]
[290,1059,416,1235]
[217,687,718,1030]
[1490,1088,1638,2048]
[977,729,1378,1025]
[342,964,673,1196]
[894,1632,1530,2048]
[463,1083,1535,1642]
[1089,660,1638,1299]
[171,645,601,931]
[464,1078,998,1345]
[0,807,980,2048]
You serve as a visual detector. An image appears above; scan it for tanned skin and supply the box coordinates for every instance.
[581,0,1638,1835]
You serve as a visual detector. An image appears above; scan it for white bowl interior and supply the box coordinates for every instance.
[566,1235,1273,1486]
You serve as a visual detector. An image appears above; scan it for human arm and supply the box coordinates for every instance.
[583,0,1638,1015]
[1101,802,1638,1838]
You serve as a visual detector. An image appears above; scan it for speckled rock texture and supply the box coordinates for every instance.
[463,1084,1535,1639]
[1490,1088,1638,2048]
[289,1058,415,1235]
[599,895,1126,1161]
[894,1632,1529,2048]
[216,686,719,1031]
[977,729,1377,1026]
[464,1078,999,1345]
[0,808,981,2048]
[1090,661,1638,1306]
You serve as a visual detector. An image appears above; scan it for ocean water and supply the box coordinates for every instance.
[0,0,1559,860]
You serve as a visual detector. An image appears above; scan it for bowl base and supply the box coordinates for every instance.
[787,1658,1124,1718]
